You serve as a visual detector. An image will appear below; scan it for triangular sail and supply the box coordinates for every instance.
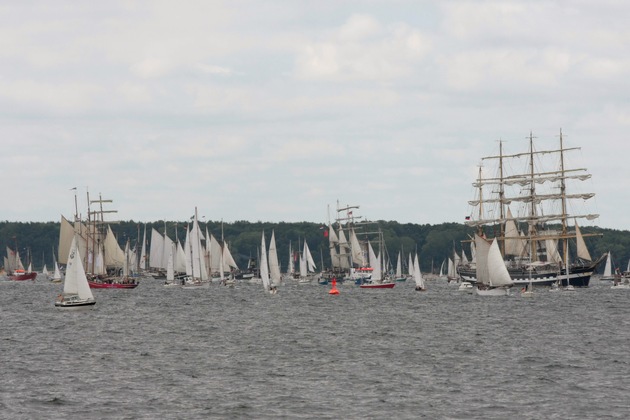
[149,228,165,270]
[603,252,612,277]
[139,224,147,271]
[260,231,270,291]
[337,228,351,269]
[574,220,592,261]
[487,238,513,287]
[64,235,94,300]
[413,253,425,289]
[474,234,491,286]
[350,229,366,267]
[269,230,282,286]
[304,241,316,272]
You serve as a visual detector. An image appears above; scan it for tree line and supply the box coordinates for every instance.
[0,220,625,274]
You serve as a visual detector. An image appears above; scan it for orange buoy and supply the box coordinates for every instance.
[329,277,339,295]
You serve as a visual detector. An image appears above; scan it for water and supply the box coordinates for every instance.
[1,277,629,419]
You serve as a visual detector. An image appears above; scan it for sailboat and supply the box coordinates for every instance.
[395,251,407,282]
[460,131,605,289]
[42,264,50,280]
[51,259,63,283]
[473,235,513,296]
[413,253,426,291]
[6,241,37,281]
[260,231,277,294]
[600,252,614,282]
[268,230,282,288]
[55,235,96,310]
[182,208,210,289]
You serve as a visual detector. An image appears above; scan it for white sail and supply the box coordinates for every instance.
[166,243,175,283]
[338,228,351,269]
[408,253,414,277]
[413,253,425,289]
[328,224,340,269]
[104,225,125,268]
[545,239,563,264]
[174,240,187,273]
[269,230,282,286]
[603,252,612,278]
[304,241,316,272]
[53,261,62,281]
[288,241,295,275]
[189,210,208,281]
[139,224,147,271]
[504,208,521,256]
[487,238,513,287]
[350,229,366,267]
[64,235,94,301]
[260,231,270,291]
[299,241,307,278]
[149,228,164,270]
[209,234,222,274]
[58,215,75,265]
[222,243,238,270]
[395,252,402,278]
[42,264,49,276]
[368,241,381,282]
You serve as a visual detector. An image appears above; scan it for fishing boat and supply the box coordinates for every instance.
[473,234,513,296]
[459,130,605,288]
[55,235,96,310]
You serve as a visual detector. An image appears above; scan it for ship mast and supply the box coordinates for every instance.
[498,140,506,256]
[559,129,570,273]
[527,132,538,261]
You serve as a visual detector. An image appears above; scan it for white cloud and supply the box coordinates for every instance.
[294,14,431,82]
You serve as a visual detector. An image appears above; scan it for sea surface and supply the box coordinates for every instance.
[1,276,629,419]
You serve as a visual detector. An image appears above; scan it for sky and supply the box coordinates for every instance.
[1,1,629,230]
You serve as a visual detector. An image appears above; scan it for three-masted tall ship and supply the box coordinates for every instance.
[458,130,605,288]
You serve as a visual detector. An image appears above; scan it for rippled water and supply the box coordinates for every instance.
[1,276,629,419]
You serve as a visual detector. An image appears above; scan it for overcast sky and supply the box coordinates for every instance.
[2,1,628,230]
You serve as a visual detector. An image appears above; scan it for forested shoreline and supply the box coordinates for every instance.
[1,220,626,274]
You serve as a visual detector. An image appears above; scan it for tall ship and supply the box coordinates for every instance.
[458,130,605,288]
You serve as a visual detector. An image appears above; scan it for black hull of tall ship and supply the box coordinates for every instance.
[458,254,606,288]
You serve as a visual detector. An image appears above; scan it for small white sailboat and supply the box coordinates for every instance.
[51,260,63,283]
[600,251,614,282]
[55,235,96,310]
[412,253,426,291]
[473,235,513,296]
[42,264,50,280]
[260,231,277,294]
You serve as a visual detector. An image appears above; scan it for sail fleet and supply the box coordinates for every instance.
[0,131,618,301]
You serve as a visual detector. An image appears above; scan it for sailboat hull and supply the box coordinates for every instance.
[55,299,96,310]
[474,286,510,296]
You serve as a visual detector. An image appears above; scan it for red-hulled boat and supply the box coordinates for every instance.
[359,282,395,289]
[9,269,37,281]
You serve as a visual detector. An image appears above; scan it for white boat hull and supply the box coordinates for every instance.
[474,286,510,296]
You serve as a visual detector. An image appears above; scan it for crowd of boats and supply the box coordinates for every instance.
[2,129,625,308]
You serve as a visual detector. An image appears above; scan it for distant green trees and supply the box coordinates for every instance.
[0,220,624,273]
